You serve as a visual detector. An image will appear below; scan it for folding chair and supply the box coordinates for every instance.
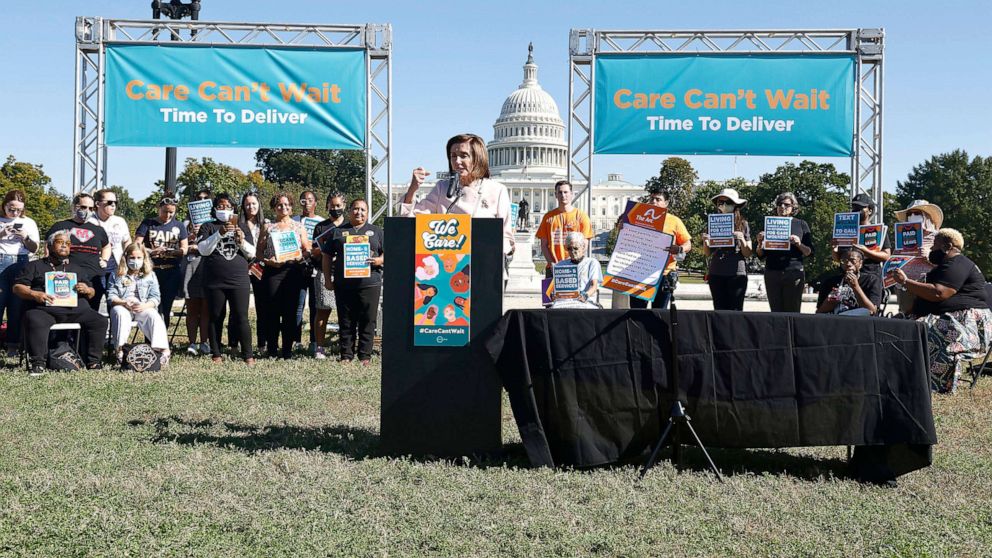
[20,323,82,370]
[167,299,187,347]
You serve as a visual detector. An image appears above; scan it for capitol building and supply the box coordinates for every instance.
[384,45,645,233]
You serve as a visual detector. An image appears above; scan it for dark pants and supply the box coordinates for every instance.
[709,275,748,311]
[764,268,805,313]
[336,285,381,361]
[205,285,252,360]
[629,271,676,310]
[24,306,108,368]
[250,275,267,351]
[295,268,317,345]
[0,256,28,349]
[154,265,183,326]
[262,264,304,358]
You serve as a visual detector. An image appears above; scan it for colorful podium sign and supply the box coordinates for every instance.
[414,215,471,347]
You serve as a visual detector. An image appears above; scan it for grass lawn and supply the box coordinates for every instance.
[2,347,991,556]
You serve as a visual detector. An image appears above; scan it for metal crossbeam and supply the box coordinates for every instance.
[73,17,391,220]
[568,28,884,217]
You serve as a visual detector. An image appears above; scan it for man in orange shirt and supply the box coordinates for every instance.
[536,180,593,276]
[627,190,692,310]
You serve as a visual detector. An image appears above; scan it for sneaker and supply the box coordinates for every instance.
[186,344,199,356]
[314,347,327,360]
[28,365,45,377]
[199,342,210,354]
[6,347,18,359]
[308,342,317,354]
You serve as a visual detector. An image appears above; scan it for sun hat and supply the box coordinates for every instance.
[894,199,943,229]
[711,188,747,206]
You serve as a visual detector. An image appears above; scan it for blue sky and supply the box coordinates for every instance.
[2,0,990,199]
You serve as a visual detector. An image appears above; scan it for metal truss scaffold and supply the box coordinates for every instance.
[73,17,392,219]
[567,29,884,219]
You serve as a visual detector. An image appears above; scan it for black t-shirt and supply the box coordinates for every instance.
[15,259,94,310]
[761,218,813,272]
[913,254,989,316]
[196,221,254,289]
[330,222,383,289]
[311,218,342,266]
[47,219,109,277]
[838,234,890,277]
[708,221,750,277]
[816,271,884,312]
[136,218,188,267]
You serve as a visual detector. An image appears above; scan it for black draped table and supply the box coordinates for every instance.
[485,309,937,480]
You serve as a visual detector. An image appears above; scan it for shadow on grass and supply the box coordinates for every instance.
[634,445,851,482]
[128,416,531,468]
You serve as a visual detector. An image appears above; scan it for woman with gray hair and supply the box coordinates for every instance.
[889,228,991,393]
[550,231,602,308]
[755,192,814,312]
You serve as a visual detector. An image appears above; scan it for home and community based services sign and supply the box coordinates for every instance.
[594,53,855,157]
[105,44,366,149]
[413,215,471,347]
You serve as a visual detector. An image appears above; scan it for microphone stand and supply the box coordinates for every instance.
[639,276,723,481]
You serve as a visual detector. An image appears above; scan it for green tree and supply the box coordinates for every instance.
[0,155,71,237]
[643,157,698,215]
[896,150,992,275]
[742,161,850,286]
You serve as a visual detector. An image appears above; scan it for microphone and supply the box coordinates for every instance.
[446,170,462,199]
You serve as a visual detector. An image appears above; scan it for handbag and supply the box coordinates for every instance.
[47,341,84,371]
[121,343,164,372]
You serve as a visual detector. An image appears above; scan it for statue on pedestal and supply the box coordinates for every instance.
[516,199,530,231]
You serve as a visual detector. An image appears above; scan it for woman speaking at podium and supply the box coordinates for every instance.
[401,134,514,256]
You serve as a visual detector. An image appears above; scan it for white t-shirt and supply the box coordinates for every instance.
[0,216,40,256]
[91,214,131,265]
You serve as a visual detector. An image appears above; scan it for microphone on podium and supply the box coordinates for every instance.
[446,170,462,199]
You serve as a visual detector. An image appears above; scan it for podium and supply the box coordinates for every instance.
[380,217,503,457]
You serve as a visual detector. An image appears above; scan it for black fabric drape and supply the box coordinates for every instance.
[486,309,937,476]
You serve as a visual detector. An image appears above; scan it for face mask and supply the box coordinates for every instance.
[718,203,735,214]
[907,214,925,224]
[215,209,234,222]
[75,208,91,221]
[928,249,946,265]
[329,209,344,219]
[127,259,143,270]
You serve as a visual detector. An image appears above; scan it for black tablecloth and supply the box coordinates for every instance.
[485,309,937,478]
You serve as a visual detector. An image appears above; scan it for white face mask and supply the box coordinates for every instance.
[215,209,234,222]
[907,214,925,224]
[126,258,143,270]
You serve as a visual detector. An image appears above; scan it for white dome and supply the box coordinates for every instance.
[498,86,563,124]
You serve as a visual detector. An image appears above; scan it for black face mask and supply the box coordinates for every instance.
[329,209,344,219]
[928,249,946,265]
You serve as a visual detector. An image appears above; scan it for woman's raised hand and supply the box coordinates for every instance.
[408,167,431,192]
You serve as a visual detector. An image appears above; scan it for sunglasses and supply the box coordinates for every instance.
[159,198,178,206]
[101,200,117,206]
[77,205,95,210]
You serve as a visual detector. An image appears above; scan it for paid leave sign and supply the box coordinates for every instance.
[413,215,471,347]
[105,45,366,149]
[594,54,855,156]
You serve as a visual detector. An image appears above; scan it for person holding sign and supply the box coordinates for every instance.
[13,230,108,375]
[0,190,40,358]
[701,188,752,311]
[107,243,169,364]
[293,190,325,353]
[892,199,943,314]
[815,250,883,316]
[256,193,311,359]
[197,193,257,365]
[625,191,691,310]
[324,199,383,364]
[401,134,514,256]
[310,191,347,359]
[888,228,991,393]
[536,180,593,276]
[134,196,188,326]
[46,193,111,311]
[551,232,602,309]
[755,192,814,312]
[834,194,890,278]
[182,190,213,357]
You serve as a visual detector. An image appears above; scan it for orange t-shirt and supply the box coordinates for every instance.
[659,213,690,274]
[536,207,593,263]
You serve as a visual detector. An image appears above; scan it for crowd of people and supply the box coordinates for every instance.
[1,133,988,393]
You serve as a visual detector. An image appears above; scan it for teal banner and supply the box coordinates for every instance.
[594,54,854,156]
[105,44,366,149]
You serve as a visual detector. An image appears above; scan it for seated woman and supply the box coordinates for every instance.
[816,249,883,316]
[12,230,108,375]
[551,232,602,309]
[888,228,992,393]
[107,243,170,364]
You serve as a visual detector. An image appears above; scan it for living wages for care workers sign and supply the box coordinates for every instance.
[603,201,674,302]
[594,54,855,156]
[105,45,367,149]
[414,215,471,347]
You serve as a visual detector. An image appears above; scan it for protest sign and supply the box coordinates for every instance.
[882,256,915,288]
[707,213,735,248]
[187,199,214,225]
[603,201,674,302]
[832,212,860,246]
[894,222,923,256]
[859,224,887,250]
[301,217,321,241]
[45,271,78,307]
[763,216,792,250]
[552,262,581,300]
[343,235,371,278]
[271,230,302,262]
[414,214,471,347]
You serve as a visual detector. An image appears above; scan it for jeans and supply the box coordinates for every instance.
[0,255,28,348]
